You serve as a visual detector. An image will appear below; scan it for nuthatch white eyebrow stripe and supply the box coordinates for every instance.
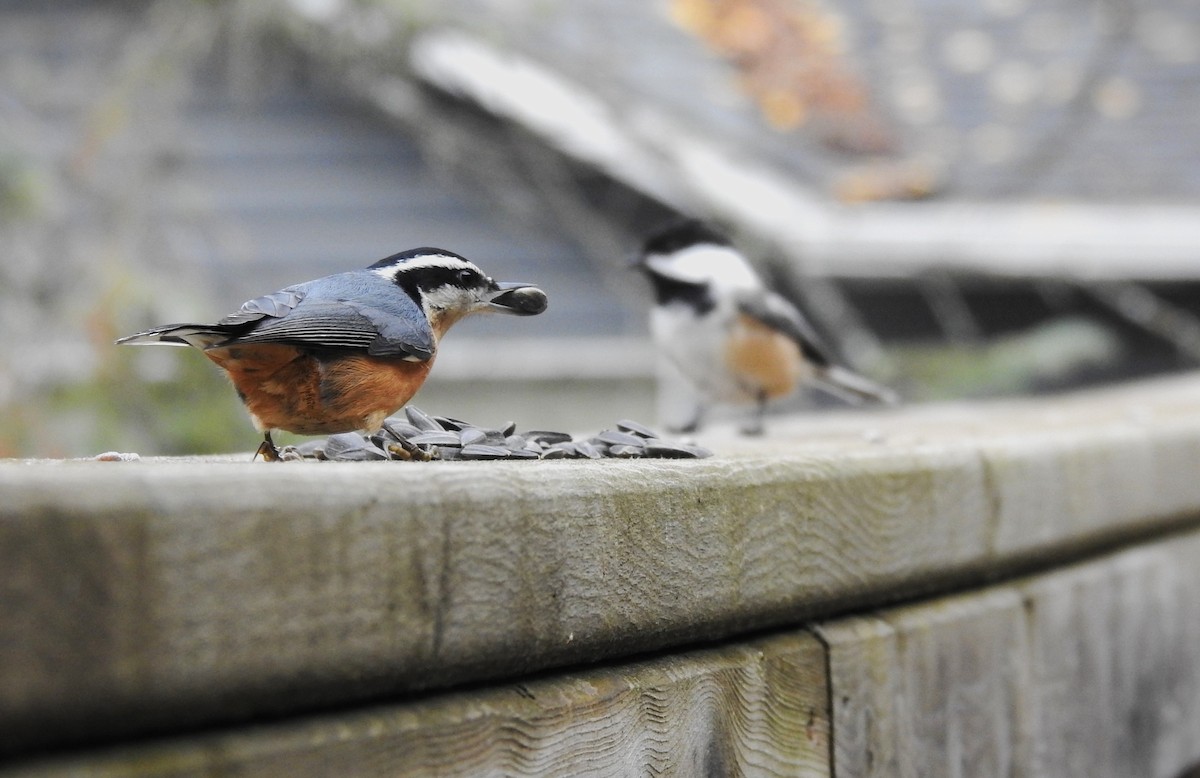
[117,247,548,460]
[370,253,485,282]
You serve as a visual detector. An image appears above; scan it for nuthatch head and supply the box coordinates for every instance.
[118,247,548,459]
[634,219,894,434]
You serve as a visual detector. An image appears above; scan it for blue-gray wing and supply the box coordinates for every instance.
[218,288,307,327]
[218,272,435,360]
[734,289,832,367]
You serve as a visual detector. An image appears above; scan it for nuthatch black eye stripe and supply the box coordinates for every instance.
[370,248,492,303]
[118,247,548,460]
[634,219,894,435]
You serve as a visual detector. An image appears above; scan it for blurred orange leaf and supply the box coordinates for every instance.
[670,0,895,153]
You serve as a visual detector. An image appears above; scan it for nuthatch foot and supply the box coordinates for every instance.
[118,247,548,459]
[634,220,894,434]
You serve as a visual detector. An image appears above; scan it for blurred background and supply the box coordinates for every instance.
[2,0,1200,457]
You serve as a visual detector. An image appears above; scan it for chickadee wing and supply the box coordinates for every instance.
[733,288,833,367]
[735,288,897,405]
[217,273,436,360]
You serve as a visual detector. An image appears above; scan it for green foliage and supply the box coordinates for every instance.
[0,156,42,223]
[0,261,253,458]
[0,347,252,459]
[96,348,251,456]
[888,317,1122,400]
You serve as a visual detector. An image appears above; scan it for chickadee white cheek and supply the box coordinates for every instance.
[646,244,761,290]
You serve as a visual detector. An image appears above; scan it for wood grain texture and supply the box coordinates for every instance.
[15,531,1200,777]
[820,529,1200,778]
[6,373,1200,753]
[0,438,987,753]
[6,632,830,778]
[819,590,1027,777]
[1020,535,1200,777]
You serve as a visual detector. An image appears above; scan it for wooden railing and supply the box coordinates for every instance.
[5,373,1200,776]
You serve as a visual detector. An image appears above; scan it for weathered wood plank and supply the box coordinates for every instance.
[820,528,1200,778]
[0,435,989,753]
[4,632,830,778]
[5,373,1200,753]
[1020,537,1200,777]
[14,527,1200,776]
[818,591,1027,777]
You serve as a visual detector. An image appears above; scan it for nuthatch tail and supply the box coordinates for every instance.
[634,220,894,434]
[118,247,548,459]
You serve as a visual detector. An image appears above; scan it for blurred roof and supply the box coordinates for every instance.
[3,0,1200,430]
[5,0,1200,396]
[415,0,1200,201]
[282,0,1200,280]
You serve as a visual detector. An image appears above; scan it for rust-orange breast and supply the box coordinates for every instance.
[204,344,433,435]
[724,314,806,400]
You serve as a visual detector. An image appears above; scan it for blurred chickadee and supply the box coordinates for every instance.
[634,220,895,434]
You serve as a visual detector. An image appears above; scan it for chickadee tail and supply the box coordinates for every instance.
[815,365,899,406]
[115,324,222,349]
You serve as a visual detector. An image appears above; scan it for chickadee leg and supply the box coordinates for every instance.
[740,391,768,436]
[254,431,282,462]
[657,359,705,434]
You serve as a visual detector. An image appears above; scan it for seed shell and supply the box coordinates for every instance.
[527,430,573,445]
[459,428,487,446]
[616,419,658,438]
[574,440,603,459]
[309,413,715,463]
[408,431,462,446]
[459,444,512,460]
[597,429,645,447]
[404,406,441,431]
[382,419,423,440]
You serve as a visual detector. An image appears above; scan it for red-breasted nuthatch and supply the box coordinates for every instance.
[634,220,895,434]
[118,247,548,459]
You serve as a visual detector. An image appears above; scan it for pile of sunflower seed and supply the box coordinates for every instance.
[291,406,713,462]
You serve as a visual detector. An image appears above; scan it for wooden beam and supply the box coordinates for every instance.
[819,591,1029,776]
[6,633,831,777]
[13,516,1200,776]
[819,529,1200,777]
[5,373,1200,754]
